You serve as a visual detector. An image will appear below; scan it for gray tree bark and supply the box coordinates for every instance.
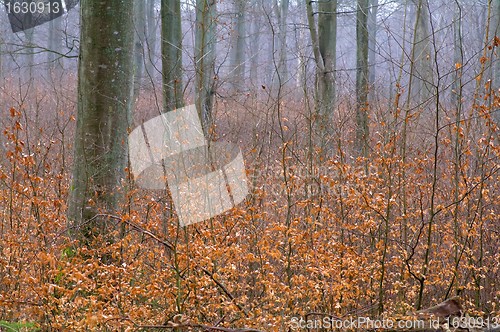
[133,0,147,98]
[275,0,289,84]
[195,0,217,137]
[249,0,260,85]
[356,0,370,157]
[317,0,337,120]
[0,37,2,78]
[368,0,378,89]
[411,0,433,106]
[452,0,463,111]
[47,16,63,74]
[296,0,306,89]
[24,28,35,80]
[491,0,500,127]
[305,0,337,140]
[67,0,135,243]
[145,0,158,81]
[161,0,184,111]
[229,0,246,90]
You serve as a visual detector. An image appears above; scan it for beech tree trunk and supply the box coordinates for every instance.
[368,0,378,88]
[356,0,370,157]
[195,0,217,137]
[318,0,337,119]
[276,0,289,84]
[145,0,158,80]
[229,0,246,90]
[411,0,433,106]
[67,0,135,243]
[249,0,260,85]
[0,37,3,78]
[133,0,147,98]
[47,16,63,74]
[24,28,35,80]
[162,0,184,111]
[491,0,500,127]
[305,0,337,141]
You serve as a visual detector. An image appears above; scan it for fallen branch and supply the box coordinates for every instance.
[104,316,263,332]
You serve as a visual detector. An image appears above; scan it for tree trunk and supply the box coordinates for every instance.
[305,0,337,143]
[195,0,217,137]
[452,2,463,111]
[451,0,464,298]
[229,0,246,90]
[368,0,378,89]
[411,0,433,106]
[47,16,63,75]
[67,0,135,244]
[133,0,147,99]
[276,0,289,84]
[249,0,260,85]
[317,0,337,121]
[491,0,500,127]
[355,0,370,157]
[0,37,3,78]
[24,28,35,80]
[145,0,158,81]
[161,0,184,111]
[296,0,306,89]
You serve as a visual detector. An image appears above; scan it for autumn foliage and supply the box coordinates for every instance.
[0,76,499,331]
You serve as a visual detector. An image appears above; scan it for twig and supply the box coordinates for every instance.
[104,316,263,331]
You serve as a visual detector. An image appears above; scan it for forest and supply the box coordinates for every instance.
[0,0,499,331]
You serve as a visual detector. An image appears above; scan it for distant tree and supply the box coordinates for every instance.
[195,0,217,137]
[356,0,370,157]
[411,0,433,106]
[368,0,378,89]
[0,36,3,78]
[47,16,63,74]
[249,0,260,85]
[491,0,500,128]
[23,28,35,79]
[133,0,147,98]
[229,0,246,90]
[145,0,158,80]
[161,0,184,111]
[305,0,337,141]
[317,0,337,124]
[451,0,464,302]
[67,0,135,243]
[452,0,463,113]
[275,0,289,83]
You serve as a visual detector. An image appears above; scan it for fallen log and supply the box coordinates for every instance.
[415,296,463,318]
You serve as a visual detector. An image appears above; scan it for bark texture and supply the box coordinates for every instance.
[195,0,217,137]
[68,0,135,243]
[162,0,184,111]
[305,0,337,144]
[411,0,433,106]
[356,0,370,157]
[229,0,246,89]
[47,16,63,73]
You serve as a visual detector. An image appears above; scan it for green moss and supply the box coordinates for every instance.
[0,321,40,332]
